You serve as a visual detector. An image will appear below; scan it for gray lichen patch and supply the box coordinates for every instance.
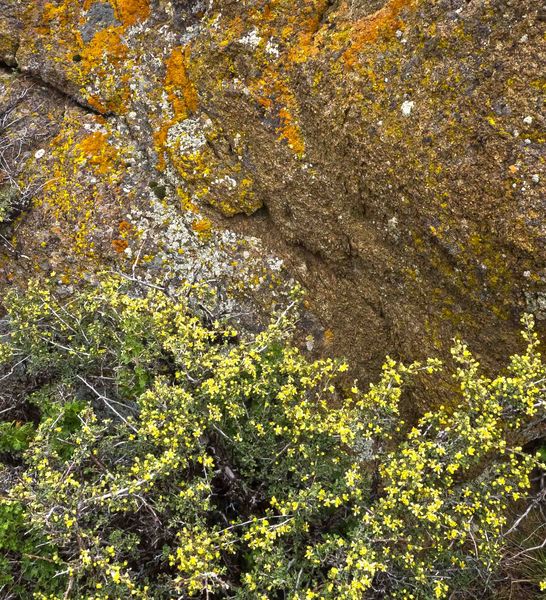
[81,3,121,43]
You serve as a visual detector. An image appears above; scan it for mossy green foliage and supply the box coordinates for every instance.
[0,501,63,596]
[0,276,544,598]
[0,183,21,225]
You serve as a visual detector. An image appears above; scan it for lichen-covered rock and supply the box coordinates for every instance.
[0,0,544,391]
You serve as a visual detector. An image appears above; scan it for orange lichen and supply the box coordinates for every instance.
[112,238,129,253]
[285,3,330,64]
[113,0,150,26]
[278,108,305,155]
[86,95,109,114]
[257,96,274,110]
[342,0,416,67]
[80,27,129,68]
[323,328,335,347]
[220,1,335,158]
[252,72,306,156]
[118,220,132,235]
[191,218,213,239]
[153,126,169,169]
[165,46,198,121]
[61,6,134,114]
[82,0,150,26]
[76,131,119,175]
[153,46,199,170]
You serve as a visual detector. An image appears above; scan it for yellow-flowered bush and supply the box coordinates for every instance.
[0,276,544,598]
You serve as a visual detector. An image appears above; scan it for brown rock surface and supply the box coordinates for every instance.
[0,0,544,398]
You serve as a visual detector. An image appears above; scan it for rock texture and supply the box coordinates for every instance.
[0,0,544,393]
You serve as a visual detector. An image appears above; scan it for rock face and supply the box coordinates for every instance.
[0,0,544,390]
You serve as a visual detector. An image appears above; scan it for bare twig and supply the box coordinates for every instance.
[76,375,138,433]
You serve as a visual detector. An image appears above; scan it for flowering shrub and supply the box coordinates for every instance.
[0,276,544,598]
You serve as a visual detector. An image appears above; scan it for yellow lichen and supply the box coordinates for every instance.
[34,118,129,261]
